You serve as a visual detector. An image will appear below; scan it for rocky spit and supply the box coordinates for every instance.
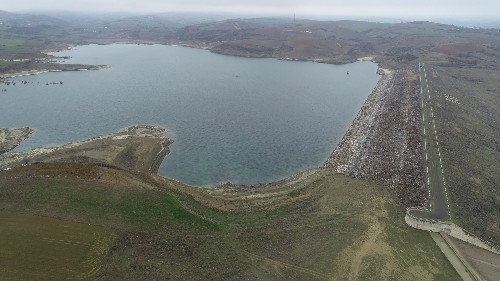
[0,125,171,171]
[325,67,425,207]
[0,127,33,155]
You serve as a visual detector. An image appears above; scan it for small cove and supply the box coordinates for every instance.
[0,44,380,186]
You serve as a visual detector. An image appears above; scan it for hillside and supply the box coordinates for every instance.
[175,19,500,68]
[0,130,460,279]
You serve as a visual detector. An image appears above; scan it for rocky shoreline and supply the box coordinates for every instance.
[0,125,172,172]
[0,127,33,155]
[325,66,425,207]
[0,64,109,81]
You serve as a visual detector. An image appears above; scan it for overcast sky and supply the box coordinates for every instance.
[2,0,498,19]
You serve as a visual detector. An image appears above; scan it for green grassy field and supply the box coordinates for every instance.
[0,60,25,67]
[0,39,27,53]
[335,21,391,32]
[0,212,115,280]
[0,166,461,280]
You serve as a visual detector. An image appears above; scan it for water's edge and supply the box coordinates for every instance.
[1,44,382,187]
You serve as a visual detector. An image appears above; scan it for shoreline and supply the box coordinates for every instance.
[0,125,172,173]
[2,42,386,82]
[1,43,386,187]
[1,43,111,80]
[0,65,110,80]
[0,127,33,155]
[1,43,391,188]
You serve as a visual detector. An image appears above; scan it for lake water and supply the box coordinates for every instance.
[0,44,379,186]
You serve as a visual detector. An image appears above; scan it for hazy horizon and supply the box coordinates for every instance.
[2,0,499,20]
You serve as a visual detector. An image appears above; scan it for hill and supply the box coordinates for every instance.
[0,130,460,279]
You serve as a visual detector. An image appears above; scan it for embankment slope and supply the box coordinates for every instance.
[325,67,425,208]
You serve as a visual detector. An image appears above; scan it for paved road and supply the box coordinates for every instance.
[447,234,500,281]
[412,62,450,221]
[410,64,500,281]
[430,233,476,281]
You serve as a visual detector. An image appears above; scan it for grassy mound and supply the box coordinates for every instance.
[0,164,460,280]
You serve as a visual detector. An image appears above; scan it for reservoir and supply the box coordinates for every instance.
[0,44,379,186]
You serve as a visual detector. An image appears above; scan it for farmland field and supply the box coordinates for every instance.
[0,212,115,280]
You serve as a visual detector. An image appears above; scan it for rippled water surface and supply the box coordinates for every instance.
[0,44,379,186]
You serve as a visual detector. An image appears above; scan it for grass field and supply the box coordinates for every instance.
[0,39,27,53]
[0,60,25,67]
[336,21,391,32]
[0,165,461,280]
[0,212,115,280]
[427,65,500,245]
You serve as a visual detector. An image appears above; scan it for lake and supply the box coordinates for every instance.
[0,44,379,186]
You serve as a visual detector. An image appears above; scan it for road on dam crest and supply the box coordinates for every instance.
[411,62,450,221]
